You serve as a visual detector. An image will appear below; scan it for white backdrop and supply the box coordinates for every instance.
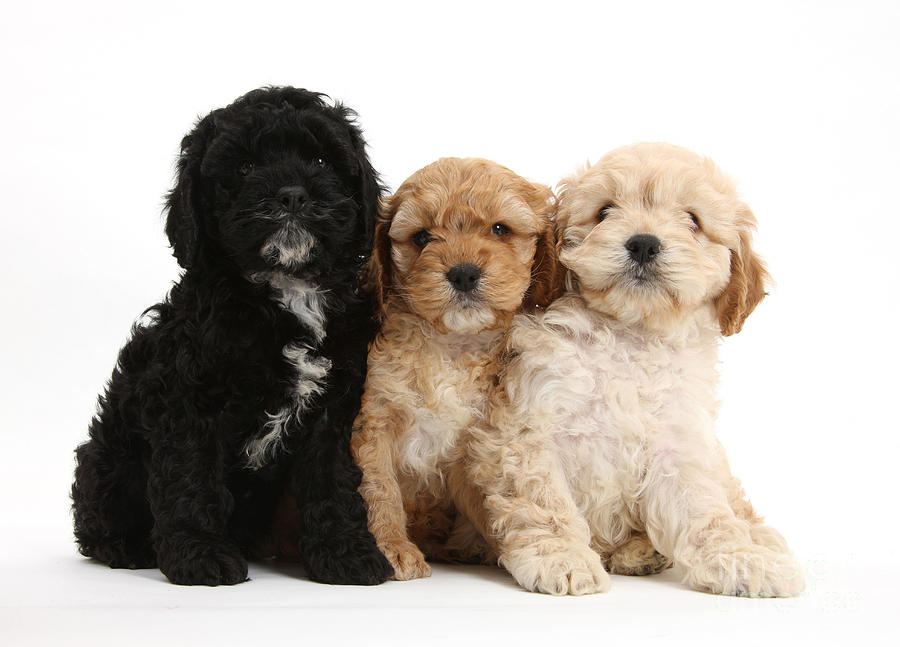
[1,1,898,645]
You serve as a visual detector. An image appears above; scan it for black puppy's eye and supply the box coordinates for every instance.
[597,204,614,222]
[491,223,510,236]
[238,160,254,176]
[688,211,700,230]
[412,230,431,248]
[315,156,326,166]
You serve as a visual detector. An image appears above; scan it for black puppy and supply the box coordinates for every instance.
[71,86,393,586]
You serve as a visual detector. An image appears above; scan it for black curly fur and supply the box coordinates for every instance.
[71,86,393,586]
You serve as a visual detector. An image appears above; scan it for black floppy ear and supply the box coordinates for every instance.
[355,148,383,254]
[332,102,383,255]
[164,113,216,269]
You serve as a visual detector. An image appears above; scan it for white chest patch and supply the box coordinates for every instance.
[242,272,331,469]
[396,329,501,485]
[244,343,332,469]
[515,309,721,518]
[262,271,328,342]
[399,408,461,479]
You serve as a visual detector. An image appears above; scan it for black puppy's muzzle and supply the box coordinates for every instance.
[278,185,309,214]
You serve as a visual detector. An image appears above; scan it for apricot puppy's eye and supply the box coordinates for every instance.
[688,211,700,230]
[412,230,431,248]
[597,204,614,222]
[491,223,510,236]
[238,160,254,176]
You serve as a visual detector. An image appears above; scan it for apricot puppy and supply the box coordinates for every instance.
[469,143,805,596]
[351,158,558,580]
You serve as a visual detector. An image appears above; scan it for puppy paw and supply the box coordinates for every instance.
[749,524,792,555]
[604,535,672,576]
[685,546,805,597]
[380,539,432,580]
[156,533,248,586]
[302,534,394,586]
[502,542,610,595]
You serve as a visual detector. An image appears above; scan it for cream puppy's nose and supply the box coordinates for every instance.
[625,234,661,264]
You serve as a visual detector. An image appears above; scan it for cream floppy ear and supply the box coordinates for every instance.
[715,205,770,336]
[550,175,585,296]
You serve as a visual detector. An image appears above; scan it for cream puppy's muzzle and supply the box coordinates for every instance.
[557,144,763,333]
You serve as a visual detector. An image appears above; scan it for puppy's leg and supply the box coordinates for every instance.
[227,471,285,559]
[148,420,248,586]
[72,412,155,569]
[412,469,497,565]
[719,470,793,555]
[642,458,804,597]
[290,392,394,586]
[405,496,458,563]
[464,418,610,596]
[603,533,672,576]
[351,408,431,580]
[441,514,498,565]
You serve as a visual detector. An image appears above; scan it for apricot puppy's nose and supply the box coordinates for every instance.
[625,234,661,264]
[446,264,482,293]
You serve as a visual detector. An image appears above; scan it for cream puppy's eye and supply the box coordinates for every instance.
[597,204,615,222]
[688,211,700,230]
[491,223,510,236]
[412,230,432,248]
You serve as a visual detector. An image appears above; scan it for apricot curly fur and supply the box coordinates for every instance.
[351,158,558,580]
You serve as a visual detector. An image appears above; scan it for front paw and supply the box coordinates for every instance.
[749,524,792,555]
[501,542,611,595]
[685,545,805,597]
[380,538,432,581]
[604,534,673,576]
[302,534,394,585]
[156,532,248,586]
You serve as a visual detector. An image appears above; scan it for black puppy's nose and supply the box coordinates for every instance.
[278,185,309,213]
[625,234,661,264]
[447,264,482,293]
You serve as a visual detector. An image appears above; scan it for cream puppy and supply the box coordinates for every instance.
[468,143,805,597]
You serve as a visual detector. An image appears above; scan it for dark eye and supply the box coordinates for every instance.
[315,156,326,166]
[238,160,254,176]
[491,223,510,236]
[412,230,431,248]
[688,211,700,230]
[597,204,614,222]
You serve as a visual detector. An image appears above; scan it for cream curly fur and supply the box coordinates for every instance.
[469,143,805,597]
[351,158,560,580]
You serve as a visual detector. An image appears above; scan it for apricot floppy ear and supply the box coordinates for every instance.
[362,197,395,318]
[715,206,770,336]
[522,182,564,310]
[524,224,564,309]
